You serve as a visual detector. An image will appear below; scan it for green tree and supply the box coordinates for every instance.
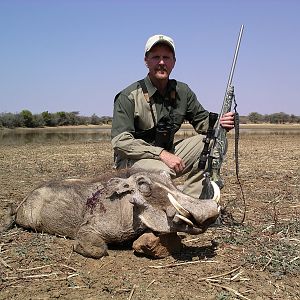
[0,113,19,128]
[32,114,45,127]
[20,110,34,127]
[42,111,57,126]
[269,112,290,124]
[90,113,102,125]
[57,111,66,126]
[67,111,80,126]
[248,112,263,123]
[100,116,112,124]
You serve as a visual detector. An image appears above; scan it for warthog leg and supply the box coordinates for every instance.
[74,225,108,258]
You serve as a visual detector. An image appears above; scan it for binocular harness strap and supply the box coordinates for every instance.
[138,79,157,125]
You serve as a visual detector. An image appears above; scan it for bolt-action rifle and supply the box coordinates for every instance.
[199,25,244,200]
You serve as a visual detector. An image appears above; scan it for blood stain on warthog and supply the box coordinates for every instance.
[86,187,106,213]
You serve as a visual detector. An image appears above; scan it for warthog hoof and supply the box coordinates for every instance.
[132,232,182,258]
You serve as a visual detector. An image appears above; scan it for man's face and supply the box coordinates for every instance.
[144,44,176,81]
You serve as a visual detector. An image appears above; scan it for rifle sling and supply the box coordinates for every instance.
[233,95,246,224]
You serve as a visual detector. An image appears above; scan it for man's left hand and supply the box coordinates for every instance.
[220,112,235,131]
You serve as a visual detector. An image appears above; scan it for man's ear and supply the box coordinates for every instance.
[172,56,176,66]
[144,57,148,67]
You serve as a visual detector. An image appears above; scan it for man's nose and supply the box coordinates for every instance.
[158,57,165,64]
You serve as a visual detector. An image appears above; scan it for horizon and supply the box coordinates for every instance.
[1,109,299,118]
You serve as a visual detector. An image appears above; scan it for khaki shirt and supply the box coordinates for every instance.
[111,75,209,161]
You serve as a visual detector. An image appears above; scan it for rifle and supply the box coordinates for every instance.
[199,25,244,200]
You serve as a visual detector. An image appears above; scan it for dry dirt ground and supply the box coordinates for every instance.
[0,132,299,299]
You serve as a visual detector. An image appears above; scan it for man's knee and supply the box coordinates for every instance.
[133,159,167,171]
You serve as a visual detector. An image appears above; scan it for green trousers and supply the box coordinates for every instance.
[117,134,206,199]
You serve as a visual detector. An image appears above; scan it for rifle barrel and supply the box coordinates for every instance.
[227,25,244,88]
[219,25,244,118]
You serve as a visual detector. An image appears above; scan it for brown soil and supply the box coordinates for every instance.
[0,133,299,299]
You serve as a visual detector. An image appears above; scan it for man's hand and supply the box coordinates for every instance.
[220,111,235,131]
[159,150,185,174]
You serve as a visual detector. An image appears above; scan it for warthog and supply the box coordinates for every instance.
[6,170,220,258]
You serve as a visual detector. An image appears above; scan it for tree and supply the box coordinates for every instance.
[66,112,79,126]
[248,112,263,124]
[56,111,68,126]
[100,116,113,124]
[42,111,56,126]
[0,113,19,128]
[90,114,102,125]
[269,112,290,124]
[32,114,45,127]
[20,110,34,127]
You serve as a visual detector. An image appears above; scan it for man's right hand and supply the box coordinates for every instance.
[159,150,185,174]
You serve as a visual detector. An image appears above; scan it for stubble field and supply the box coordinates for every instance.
[0,129,299,299]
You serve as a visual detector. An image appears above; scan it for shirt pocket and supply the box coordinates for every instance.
[134,96,156,130]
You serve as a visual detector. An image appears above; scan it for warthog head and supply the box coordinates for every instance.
[106,170,220,235]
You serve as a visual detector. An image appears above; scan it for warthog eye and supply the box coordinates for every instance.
[137,179,152,197]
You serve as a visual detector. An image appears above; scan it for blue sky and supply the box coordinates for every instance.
[0,0,299,117]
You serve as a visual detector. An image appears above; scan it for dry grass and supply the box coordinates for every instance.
[0,131,300,299]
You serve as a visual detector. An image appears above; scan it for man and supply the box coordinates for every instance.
[111,34,234,199]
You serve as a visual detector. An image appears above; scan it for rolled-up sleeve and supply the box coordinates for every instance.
[111,132,164,159]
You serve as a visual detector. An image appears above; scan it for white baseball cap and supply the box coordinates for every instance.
[144,34,175,55]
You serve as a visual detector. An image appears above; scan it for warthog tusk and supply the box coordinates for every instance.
[174,214,194,227]
[167,193,191,218]
[211,181,221,204]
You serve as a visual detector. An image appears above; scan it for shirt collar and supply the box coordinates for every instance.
[144,75,175,99]
[144,75,157,98]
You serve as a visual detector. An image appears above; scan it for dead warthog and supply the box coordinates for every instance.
[3,170,220,258]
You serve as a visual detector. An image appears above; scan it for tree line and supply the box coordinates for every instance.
[0,110,112,129]
[0,110,299,129]
[244,112,300,124]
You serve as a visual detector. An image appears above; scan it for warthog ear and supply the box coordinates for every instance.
[130,193,171,233]
[139,209,171,233]
[106,177,133,199]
